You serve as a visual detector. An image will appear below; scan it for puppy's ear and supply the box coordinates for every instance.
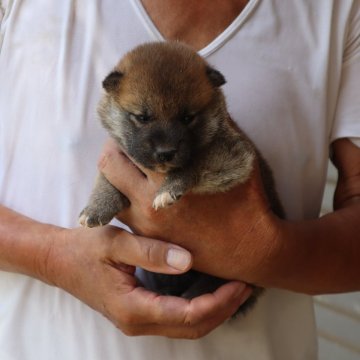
[102,71,123,92]
[206,66,226,87]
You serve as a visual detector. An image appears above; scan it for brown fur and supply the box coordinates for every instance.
[79,42,284,315]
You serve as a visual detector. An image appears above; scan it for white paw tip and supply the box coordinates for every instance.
[78,214,102,228]
[78,214,89,227]
[153,192,175,210]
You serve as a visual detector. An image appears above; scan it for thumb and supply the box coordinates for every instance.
[107,228,193,274]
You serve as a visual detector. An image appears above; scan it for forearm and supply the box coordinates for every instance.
[0,205,62,283]
[266,202,360,294]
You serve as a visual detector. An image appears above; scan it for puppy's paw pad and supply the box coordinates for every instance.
[153,191,179,210]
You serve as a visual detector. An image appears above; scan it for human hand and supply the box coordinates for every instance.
[99,138,283,286]
[45,225,251,338]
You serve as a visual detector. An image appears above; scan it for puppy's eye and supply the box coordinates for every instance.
[181,114,195,125]
[129,113,151,124]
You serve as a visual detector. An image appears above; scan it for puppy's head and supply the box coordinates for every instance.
[98,41,226,172]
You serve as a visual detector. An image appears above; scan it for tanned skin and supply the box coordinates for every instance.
[140,0,250,51]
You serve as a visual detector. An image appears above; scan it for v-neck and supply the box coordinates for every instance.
[130,0,260,57]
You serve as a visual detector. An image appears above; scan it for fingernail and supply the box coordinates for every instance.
[166,248,191,271]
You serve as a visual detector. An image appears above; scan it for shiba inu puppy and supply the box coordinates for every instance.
[79,41,284,314]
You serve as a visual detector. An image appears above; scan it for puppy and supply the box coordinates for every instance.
[79,41,284,314]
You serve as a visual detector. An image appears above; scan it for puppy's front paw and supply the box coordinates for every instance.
[153,191,182,210]
[78,207,113,228]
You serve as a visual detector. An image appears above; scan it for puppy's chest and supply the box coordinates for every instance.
[167,136,255,195]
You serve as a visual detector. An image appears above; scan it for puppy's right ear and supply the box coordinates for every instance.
[102,71,123,92]
[206,66,226,87]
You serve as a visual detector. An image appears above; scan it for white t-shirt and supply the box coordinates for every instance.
[0,1,359,359]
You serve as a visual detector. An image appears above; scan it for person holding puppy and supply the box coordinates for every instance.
[0,1,359,360]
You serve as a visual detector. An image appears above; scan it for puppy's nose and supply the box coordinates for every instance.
[155,149,177,163]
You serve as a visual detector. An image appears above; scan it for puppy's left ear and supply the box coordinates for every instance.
[206,66,226,87]
[102,71,123,92]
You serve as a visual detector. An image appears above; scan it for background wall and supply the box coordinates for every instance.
[316,162,360,360]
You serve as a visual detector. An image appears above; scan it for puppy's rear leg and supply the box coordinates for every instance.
[79,173,129,227]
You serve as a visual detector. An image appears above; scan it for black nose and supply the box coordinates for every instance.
[155,149,177,163]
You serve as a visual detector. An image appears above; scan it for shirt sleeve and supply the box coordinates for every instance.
[330,1,360,143]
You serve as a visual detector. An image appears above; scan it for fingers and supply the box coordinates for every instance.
[98,139,146,199]
[117,282,252,338]
[98,138,164,200]
[183,281,248,325]
[85,225,252,339]
[105,227,192,273]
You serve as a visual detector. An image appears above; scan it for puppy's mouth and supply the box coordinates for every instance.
[123,142,191,174]
[153,163,181,173]
[121,150,184,174]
